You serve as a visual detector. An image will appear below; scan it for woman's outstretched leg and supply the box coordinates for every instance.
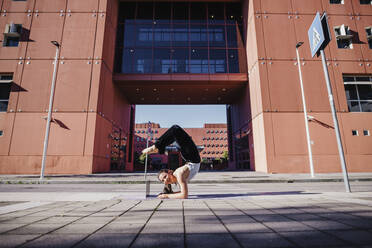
[142,125,200,163]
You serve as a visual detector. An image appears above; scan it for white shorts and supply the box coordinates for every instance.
[185,162,200,182]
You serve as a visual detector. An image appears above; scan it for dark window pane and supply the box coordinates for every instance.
[0,101,8,112]
[172,24,189,47]
[133,49,152,73]
[0,83,11,100]
[5,37,19,47]
[190,48,208,73]
[122,48,134,73]
[343,76,355,82]
[172,48,189,73]
[228,49,239,73]
[210,49,226,73]
[357,85,372,100]
[226,25,238,48]
[337,39,352,49]
[360,0,372,4]
[356,76,370,82]
[0,75,12,80]
[136,24,153,47]
[208,3,225,24]
[209,26,226,47]
[190,3,206,23]
[173,2,189,23]
[137,2,153,22]
[347,101,360,112]
[344,84,358,100]
[369,39,372,49]
[154,2,171,23]
[154,49,171,73]
[330,0,343,3]
[190,25,208,47]
[118,2,136,22]
[154,24,171,47]
[360,101,372,112]
[226,3,243,24]
[116,24,124,47]
[123,23,136,47]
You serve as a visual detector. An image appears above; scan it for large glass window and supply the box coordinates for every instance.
[115,2,246,74]
[344,75,372,112]
[0,74,12,112]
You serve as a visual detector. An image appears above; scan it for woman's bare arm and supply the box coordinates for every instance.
[158,166,189,199]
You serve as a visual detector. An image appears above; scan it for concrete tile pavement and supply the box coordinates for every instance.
[0,194,372,247]
[1,171,372,184]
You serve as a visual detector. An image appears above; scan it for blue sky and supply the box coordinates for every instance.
[135,105,227,128]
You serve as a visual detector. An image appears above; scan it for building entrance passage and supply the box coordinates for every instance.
[113,1,251,172]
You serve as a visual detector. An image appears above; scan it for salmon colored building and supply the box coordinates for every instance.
[0,0,371,175]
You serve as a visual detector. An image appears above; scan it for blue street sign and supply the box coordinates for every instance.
[308,12,325,57]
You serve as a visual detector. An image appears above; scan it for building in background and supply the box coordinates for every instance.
[0,0,371,174]
[134,123,228,170]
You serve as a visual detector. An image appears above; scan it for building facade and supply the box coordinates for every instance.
[0,0,371,174]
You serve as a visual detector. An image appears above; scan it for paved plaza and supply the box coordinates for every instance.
[0,179,372,248]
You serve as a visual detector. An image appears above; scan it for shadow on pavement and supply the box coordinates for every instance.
[190,191,319,199]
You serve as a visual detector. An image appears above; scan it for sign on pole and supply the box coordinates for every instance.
[308,12,325,57]
[307,12,351,193]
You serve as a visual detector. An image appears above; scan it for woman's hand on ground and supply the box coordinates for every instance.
[157,194,169,199]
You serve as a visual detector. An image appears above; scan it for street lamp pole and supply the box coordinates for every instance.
[40,41,60,180]
[295,42,315,178]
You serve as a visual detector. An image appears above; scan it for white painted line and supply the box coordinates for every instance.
[0,201,52,215]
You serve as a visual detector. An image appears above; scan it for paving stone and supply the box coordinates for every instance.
[0,216,13,222]
[250,214,291,223]
[37,216,80,224]
[147,216,183,224]
[74,216,115,224]
[22,234,87,248]
[280,231,345,247]
[235,233,295,248]
[53,223,105,234]
[8,223,65,234]
[184,215,220,224]
[61,211,94,217]
[132,233,183,248]
[90,211,122,217]
[225,222,273,233]
[97,223,143,234]
[142,223,183,234]
[185,223,227,234]
[300,220,353,230]
[0,234,40,248]
[113,216,149,224]
[283,213,322,221]
[0,223,27,233]
[351,211,372,218]
[217,214,256,224]
[2,216,47,224]
[75,233,135,248]
[263,221,314,232]
[326,230,372,245]
[27,212,60,217]
[338,218,372,229]
[187,233,240,248]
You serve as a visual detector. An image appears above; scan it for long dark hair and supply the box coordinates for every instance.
[158,169,173,194]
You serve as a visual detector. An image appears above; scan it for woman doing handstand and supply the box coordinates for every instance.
[142,125,201,199]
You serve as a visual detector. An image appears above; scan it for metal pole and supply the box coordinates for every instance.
[144,137,149,181]
[295,42,315,178]
[40,42,60,180]
[320,49,351,193]
[144,134,150,197]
